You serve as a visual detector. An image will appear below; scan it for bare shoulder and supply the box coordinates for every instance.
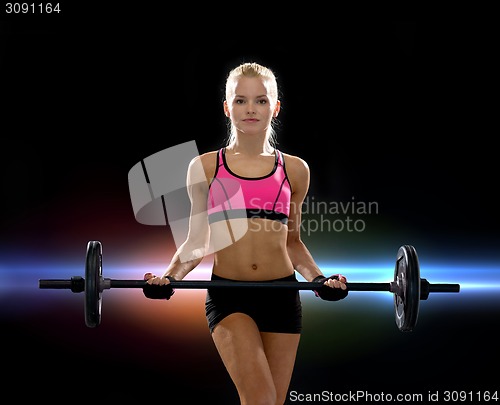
[195,150,218,165]
[281,152,310,177]
[190,150,218,182]
[281,152,310,195]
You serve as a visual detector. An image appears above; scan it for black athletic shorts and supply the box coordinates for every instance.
[205,273,303,334]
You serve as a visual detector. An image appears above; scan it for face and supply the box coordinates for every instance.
[224,76,280,136]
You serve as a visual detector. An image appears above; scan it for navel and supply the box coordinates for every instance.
[251,263,258,270]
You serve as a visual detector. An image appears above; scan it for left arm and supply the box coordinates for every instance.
[285,155,347,293]
[285,155,324,282]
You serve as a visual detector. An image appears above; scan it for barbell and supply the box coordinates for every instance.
[38,241,460,331]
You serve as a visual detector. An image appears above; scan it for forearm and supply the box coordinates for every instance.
[287,238,324,281]
[162,257,202,280]
[162,240,207,280]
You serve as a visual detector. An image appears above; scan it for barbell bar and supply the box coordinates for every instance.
[38,240,460,331]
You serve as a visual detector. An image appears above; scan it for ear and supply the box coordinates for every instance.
[223,100,230,117]
[273,100,281,117]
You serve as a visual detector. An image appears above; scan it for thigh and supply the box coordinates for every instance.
[261,332,301,403]
[211,313,276,399]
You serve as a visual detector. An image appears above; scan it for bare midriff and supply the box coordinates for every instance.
[210,218,294,281]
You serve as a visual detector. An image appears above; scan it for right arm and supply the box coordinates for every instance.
[146,155,211,285]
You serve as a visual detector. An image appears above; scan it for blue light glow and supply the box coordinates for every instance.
[3,257,499,298]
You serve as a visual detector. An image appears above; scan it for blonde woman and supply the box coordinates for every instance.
[144,62,348,405]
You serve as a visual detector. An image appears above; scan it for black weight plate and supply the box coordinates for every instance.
[85,240,103,328]
[393,245,420,332]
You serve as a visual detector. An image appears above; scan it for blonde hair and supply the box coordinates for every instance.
[224,62,280,154]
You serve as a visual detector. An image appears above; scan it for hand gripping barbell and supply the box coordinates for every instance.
[38,241,460,331]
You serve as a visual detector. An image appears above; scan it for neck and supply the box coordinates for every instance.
[228,132,271,155]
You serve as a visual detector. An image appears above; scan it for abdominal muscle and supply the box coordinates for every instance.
[209,218,295,281]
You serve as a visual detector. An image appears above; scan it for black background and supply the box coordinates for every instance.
[1,8,499,404]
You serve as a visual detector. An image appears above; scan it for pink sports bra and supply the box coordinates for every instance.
[207,148,292,225]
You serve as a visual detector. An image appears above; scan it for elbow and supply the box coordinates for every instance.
[287,237,304,259]
[287,235,303,250]
[176,237,209,264]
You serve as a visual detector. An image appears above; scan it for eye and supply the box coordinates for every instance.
[234,99,245,104]
[257,99,268,105]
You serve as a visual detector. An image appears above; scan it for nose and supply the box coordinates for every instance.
[246,102,256,114]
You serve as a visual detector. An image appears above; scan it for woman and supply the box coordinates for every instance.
[143,62,348,405]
